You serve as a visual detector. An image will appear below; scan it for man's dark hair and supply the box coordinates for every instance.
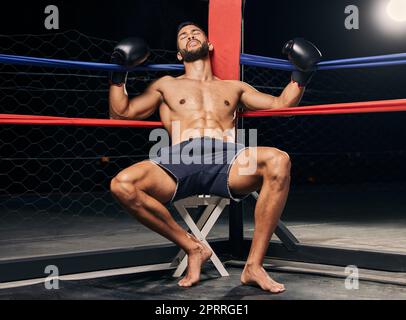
[176,21,206,37]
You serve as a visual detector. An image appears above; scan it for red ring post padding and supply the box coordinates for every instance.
[209,0,242,80]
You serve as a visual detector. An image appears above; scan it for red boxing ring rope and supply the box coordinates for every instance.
[4,0,404,128]
[1,98,406,128]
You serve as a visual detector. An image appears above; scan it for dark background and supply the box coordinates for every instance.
[0,0,405,58]
[0,0,405,268]
[0,0,405,195]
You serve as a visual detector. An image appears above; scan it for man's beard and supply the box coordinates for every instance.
[180,41,210,63]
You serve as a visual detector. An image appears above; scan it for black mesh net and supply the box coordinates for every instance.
[1,30,405,260]
[240,62,406,254]
[241,64,406,192]
[0,31,183,257]
[242,64,406,105]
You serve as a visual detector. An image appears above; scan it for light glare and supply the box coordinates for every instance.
[386,0,406,22]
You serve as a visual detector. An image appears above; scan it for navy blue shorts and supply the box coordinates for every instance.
[149,137,250,204]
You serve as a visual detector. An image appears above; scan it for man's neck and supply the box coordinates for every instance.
[183,57,215,81]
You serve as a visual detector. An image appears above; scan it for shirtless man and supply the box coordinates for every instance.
[109,22,321,293]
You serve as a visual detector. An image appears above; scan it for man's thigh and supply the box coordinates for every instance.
[228,147,282,197]
[115,160,177,204]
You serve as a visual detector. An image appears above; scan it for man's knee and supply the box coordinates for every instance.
[110,169,146,205]
[261,149,291,184]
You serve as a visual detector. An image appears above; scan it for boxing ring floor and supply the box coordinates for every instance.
[1,264,406,300]
[1,183,406,299]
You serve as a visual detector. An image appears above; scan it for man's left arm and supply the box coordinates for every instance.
[240,81,304,111]
[240,38,322,111]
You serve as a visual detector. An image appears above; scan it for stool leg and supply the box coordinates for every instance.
[172,199,230,277]
[170,203,217,269]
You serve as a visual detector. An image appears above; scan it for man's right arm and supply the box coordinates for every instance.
[109,77,165,120]
[108,37,164,120]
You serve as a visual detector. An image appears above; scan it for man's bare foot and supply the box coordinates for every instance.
[241,264,285,294]
[178,242,212,288]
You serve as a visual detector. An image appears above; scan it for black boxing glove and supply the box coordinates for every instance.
[110,37,150,86]
[282,38,322,87]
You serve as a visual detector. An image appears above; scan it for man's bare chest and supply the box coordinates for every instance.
[160,81,241,111]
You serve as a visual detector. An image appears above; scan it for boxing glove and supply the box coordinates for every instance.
[282,38,322,87]
[110,37,150,86]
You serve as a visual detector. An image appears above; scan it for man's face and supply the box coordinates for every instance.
[177,25,212,63]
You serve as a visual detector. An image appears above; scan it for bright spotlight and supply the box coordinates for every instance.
[373,0,406,36]
[386,0,406,22]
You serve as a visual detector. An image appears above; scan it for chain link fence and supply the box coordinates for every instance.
[242,64,406,191]
[0,31,182,231]
[0,30,405,258]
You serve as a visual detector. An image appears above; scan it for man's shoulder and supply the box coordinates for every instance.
[221,79,245,85]
[221,79,250,90]
[149,75,176,89]
[157,75,176,83]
